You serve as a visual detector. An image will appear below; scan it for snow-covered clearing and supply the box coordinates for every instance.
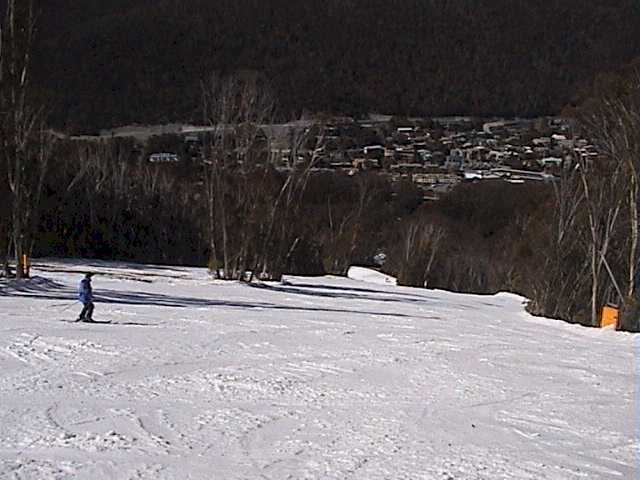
[0,259,636,479]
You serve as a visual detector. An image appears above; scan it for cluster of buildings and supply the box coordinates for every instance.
[268,115,599,198]
[94,114,600,200]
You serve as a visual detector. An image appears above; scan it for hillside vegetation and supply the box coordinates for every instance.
[34,0,640,131]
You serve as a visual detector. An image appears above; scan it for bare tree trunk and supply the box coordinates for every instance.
[12,209,23,277]
[401,223,417,283]
[254,122,324,279]
[423,226,444,287]
[579,156,624,325]
[578,71,640,311]
[202,71,275,280]
[217,167,229,278]
[590,244,599,326]
[343,172,379,270]
[1,0,42,279]
[629,169,638,298]
[206,173,219,276]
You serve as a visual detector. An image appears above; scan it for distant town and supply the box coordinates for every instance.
[68,115,597,200]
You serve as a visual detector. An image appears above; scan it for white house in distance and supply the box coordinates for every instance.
[149,152,180,163]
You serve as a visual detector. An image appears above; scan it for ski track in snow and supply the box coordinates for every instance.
[0,259,636,479]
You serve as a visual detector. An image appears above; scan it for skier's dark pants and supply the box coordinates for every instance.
[79,302,94,320]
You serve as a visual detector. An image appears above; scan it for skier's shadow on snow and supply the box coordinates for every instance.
[247,282,436,304]
[77,321,154,327]
[0,276,66,294]
[95,289,429,318]
[2,281,446,319]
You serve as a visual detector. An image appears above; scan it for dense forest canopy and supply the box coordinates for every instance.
[32,0,640,132]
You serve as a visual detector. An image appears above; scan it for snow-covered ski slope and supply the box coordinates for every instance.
[0,259,636,479]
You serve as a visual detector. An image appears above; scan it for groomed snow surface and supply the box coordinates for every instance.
[0,259,636,479]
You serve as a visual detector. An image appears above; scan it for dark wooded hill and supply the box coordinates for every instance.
[33,0,640,132]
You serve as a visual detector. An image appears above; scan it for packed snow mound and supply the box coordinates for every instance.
[347,266,397,285]
[0,258,635,479]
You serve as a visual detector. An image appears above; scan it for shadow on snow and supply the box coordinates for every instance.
[1,276,451,320]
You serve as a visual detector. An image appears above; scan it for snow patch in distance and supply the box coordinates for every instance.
[347,266,397,286]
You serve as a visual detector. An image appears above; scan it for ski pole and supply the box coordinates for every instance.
[50,301,78,311]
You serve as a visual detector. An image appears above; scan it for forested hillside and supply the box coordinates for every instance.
[34,0,640,132]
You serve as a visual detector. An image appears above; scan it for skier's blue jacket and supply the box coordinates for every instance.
[78,278,93,304]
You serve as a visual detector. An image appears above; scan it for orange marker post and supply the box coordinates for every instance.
[22,254,30,278]
[601,304,619,329]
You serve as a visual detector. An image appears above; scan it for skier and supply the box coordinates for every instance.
[77,273,95,322]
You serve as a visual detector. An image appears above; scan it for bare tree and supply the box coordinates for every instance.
[579,69,640,320]
[0,0,51,278]
[201,71,275,279]
[202,71,330,281]
[317,171,385,276]
[528,158,589,320]
[398,220,445,287]
[70,141,135,226]
[323,193,357,274]
[348,173,377,266]
[577,155,625,326]
[253,122,325,280]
